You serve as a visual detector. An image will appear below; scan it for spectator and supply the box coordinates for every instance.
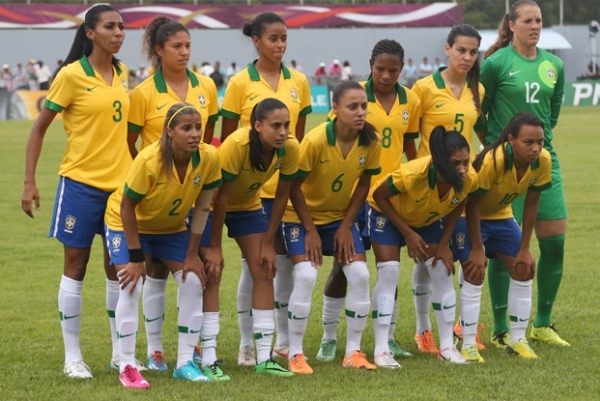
[136,63,149,84]
[418,57,434,78]
[341,60,353,80]
[402,58,418,88]
[210,61,225,89]
[13,62,27,89]
[328,59,343,77]
[36,60,52,90]
[290,59,302,72]
[314,62,327,84]
[191,63,200,74]
[26,59,38,90]
[433,57,446,71]
[226,61,239,80]
[200,61,214,76]
[1,64,13,90]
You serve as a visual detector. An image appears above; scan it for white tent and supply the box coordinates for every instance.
[478,28,572,51]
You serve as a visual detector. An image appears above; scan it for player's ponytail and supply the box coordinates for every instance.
[249,98,289,173]
[485,0,539,59]
[142,17,189,71]
[429,126,469,192]
[61,5,121,74]
[160,102,201,181]
[331,80,379,146]
[473,112,544,173]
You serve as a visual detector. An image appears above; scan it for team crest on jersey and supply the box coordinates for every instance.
[455,232,466,249]
[112,234,122,250]
[290,88,298,100]
[289,225,300,241]
[65,215,76,232]
[376,215,386,230]
[402,110,409,121]
[358,154,367,167]
[275,162,282,170]
[194,173,201,187]
[122,79,128,89]
[529,178,537,186]
[198,94,206,106]
[451,196,460,206]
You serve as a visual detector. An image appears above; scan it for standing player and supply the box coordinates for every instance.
[371,126,479,364]
[453,112,551,362]
[282,80,381,374]
[104,103,221,387]
[220,12,312,363]
[201,98,298,378]
[411,24,485,353]
[478,0,569,347]
[21,5,131,378]
[126,16,220,371]
[317,39,419,368]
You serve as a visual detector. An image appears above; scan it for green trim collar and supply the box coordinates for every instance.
[365,78,407,104]
[79,56,122,77]
[248,59,291,81]
[326,118,366,146]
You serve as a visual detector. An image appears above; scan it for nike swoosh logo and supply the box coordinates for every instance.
[509,70,520,76]
[319,159,330,164]
[87,86,98,91]
[494,181,503,185]
[118,332,135,338]
[415,198,426,203]
[414,291,431,296]
[443,304,456,310]
[518,318,528,322]
[463,322,477,327]
[280,303,289,308]
[291,315,307,320]
[201,338,212,342]
[156,182,166,186]
[190,329,201,334]
[435,103,445,108]
[378,313,391,317]
[144,316,162,322]
[249,95,259,101]
[356,314,369,319]
[495,304,508,310]
[157,104,167,110]
[323,321,337,325]
[62,313,80,320]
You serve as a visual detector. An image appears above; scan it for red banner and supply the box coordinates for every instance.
[0,3,462,29]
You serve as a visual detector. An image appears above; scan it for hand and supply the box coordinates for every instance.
[333,226,356,265]
[259,242,277,280]
[117,262,146,294]
[22,182,40,218]
[512,249,536,280]
[433,245,455,276]
[183,253,207,288]
[304,228,322,268]
[405,231,429,263]
[203,246,224,283]
[462,248,487,284]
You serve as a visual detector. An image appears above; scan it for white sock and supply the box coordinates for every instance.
[343,261,370,357]
[412,262,432,334]
[372,261,400,356]
[237,258,254,348]
[200,312,220,367]
[388,291,399,341]
[59,275,83,365]
[508,279,532,343]
[116,277,142,373]
[253,309,274,364]
[142,276,168,356]
[426,258,456,350]
[460,280,483,347]
[105,279,120,360]
[173,271,203,369]
[287,261,317,358]
[274,254,293,348]
[322,296,344,341]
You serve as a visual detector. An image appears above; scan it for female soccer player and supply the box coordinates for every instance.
[201,98,298,377]
[479,0,569,347]
[317,39,419,368]
[453,112,551,362]
[282,80,381,374]
[105,103,221,387]
[21,5,132,379]
[371,126,479,364]
[126,16,220,371]
[220,12,312,363]
[411,24,485,353]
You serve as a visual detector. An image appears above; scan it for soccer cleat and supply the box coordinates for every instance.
[119,364,150,389]
[273,344,290,359]
[414,330,438,353]
[374,351,401,369]
[173,360,211,382]
[342,351,377,370]
[453,321,486,351]
[461,344,484,363]
[506,340,538,359]
[388,339,412,357]
[491,331,510,349]
[193,346,202,364]
[529,325,571,347]
[64,360,93,379]
[237,345,255,366]
[147,351,168,371]
[288,353,313,374]
[437,347,468,364]
[316,339,338,362]
[110,357,148,372]
[201,360,231,382]
[255,359,294,377]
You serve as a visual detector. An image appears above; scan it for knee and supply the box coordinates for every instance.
[295,264,318,290]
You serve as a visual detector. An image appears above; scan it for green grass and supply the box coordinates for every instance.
[1,108,599,400]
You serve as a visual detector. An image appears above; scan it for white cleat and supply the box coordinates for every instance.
[64,360,93,379]
[374,351,402,369]
[237,345,256,366]
[437,347,468,364]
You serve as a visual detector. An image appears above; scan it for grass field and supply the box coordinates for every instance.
[1,108,599,400]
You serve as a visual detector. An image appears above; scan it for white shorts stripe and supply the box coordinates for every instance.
[51,176,66,237]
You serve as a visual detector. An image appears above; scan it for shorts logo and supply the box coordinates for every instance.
[290,89,298,100]
[376,215,386,230]
[358,154,366,167]
[451,196,460,206]
[198,94,206,106]
[194,173,201,187]
[65,215,76,233]
[275,162,282,170]
[112,235,122,250]
[289,225,300,242]
[455,232,466,249]
[402,110,409,121]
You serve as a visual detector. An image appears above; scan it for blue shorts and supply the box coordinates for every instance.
[282,220,365,257]
[356,202,371,250]
[366,207,444,246]
[106,227,189,265]
[49,176,111,248]
[451,216,522,261]
[200,209,269,247]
